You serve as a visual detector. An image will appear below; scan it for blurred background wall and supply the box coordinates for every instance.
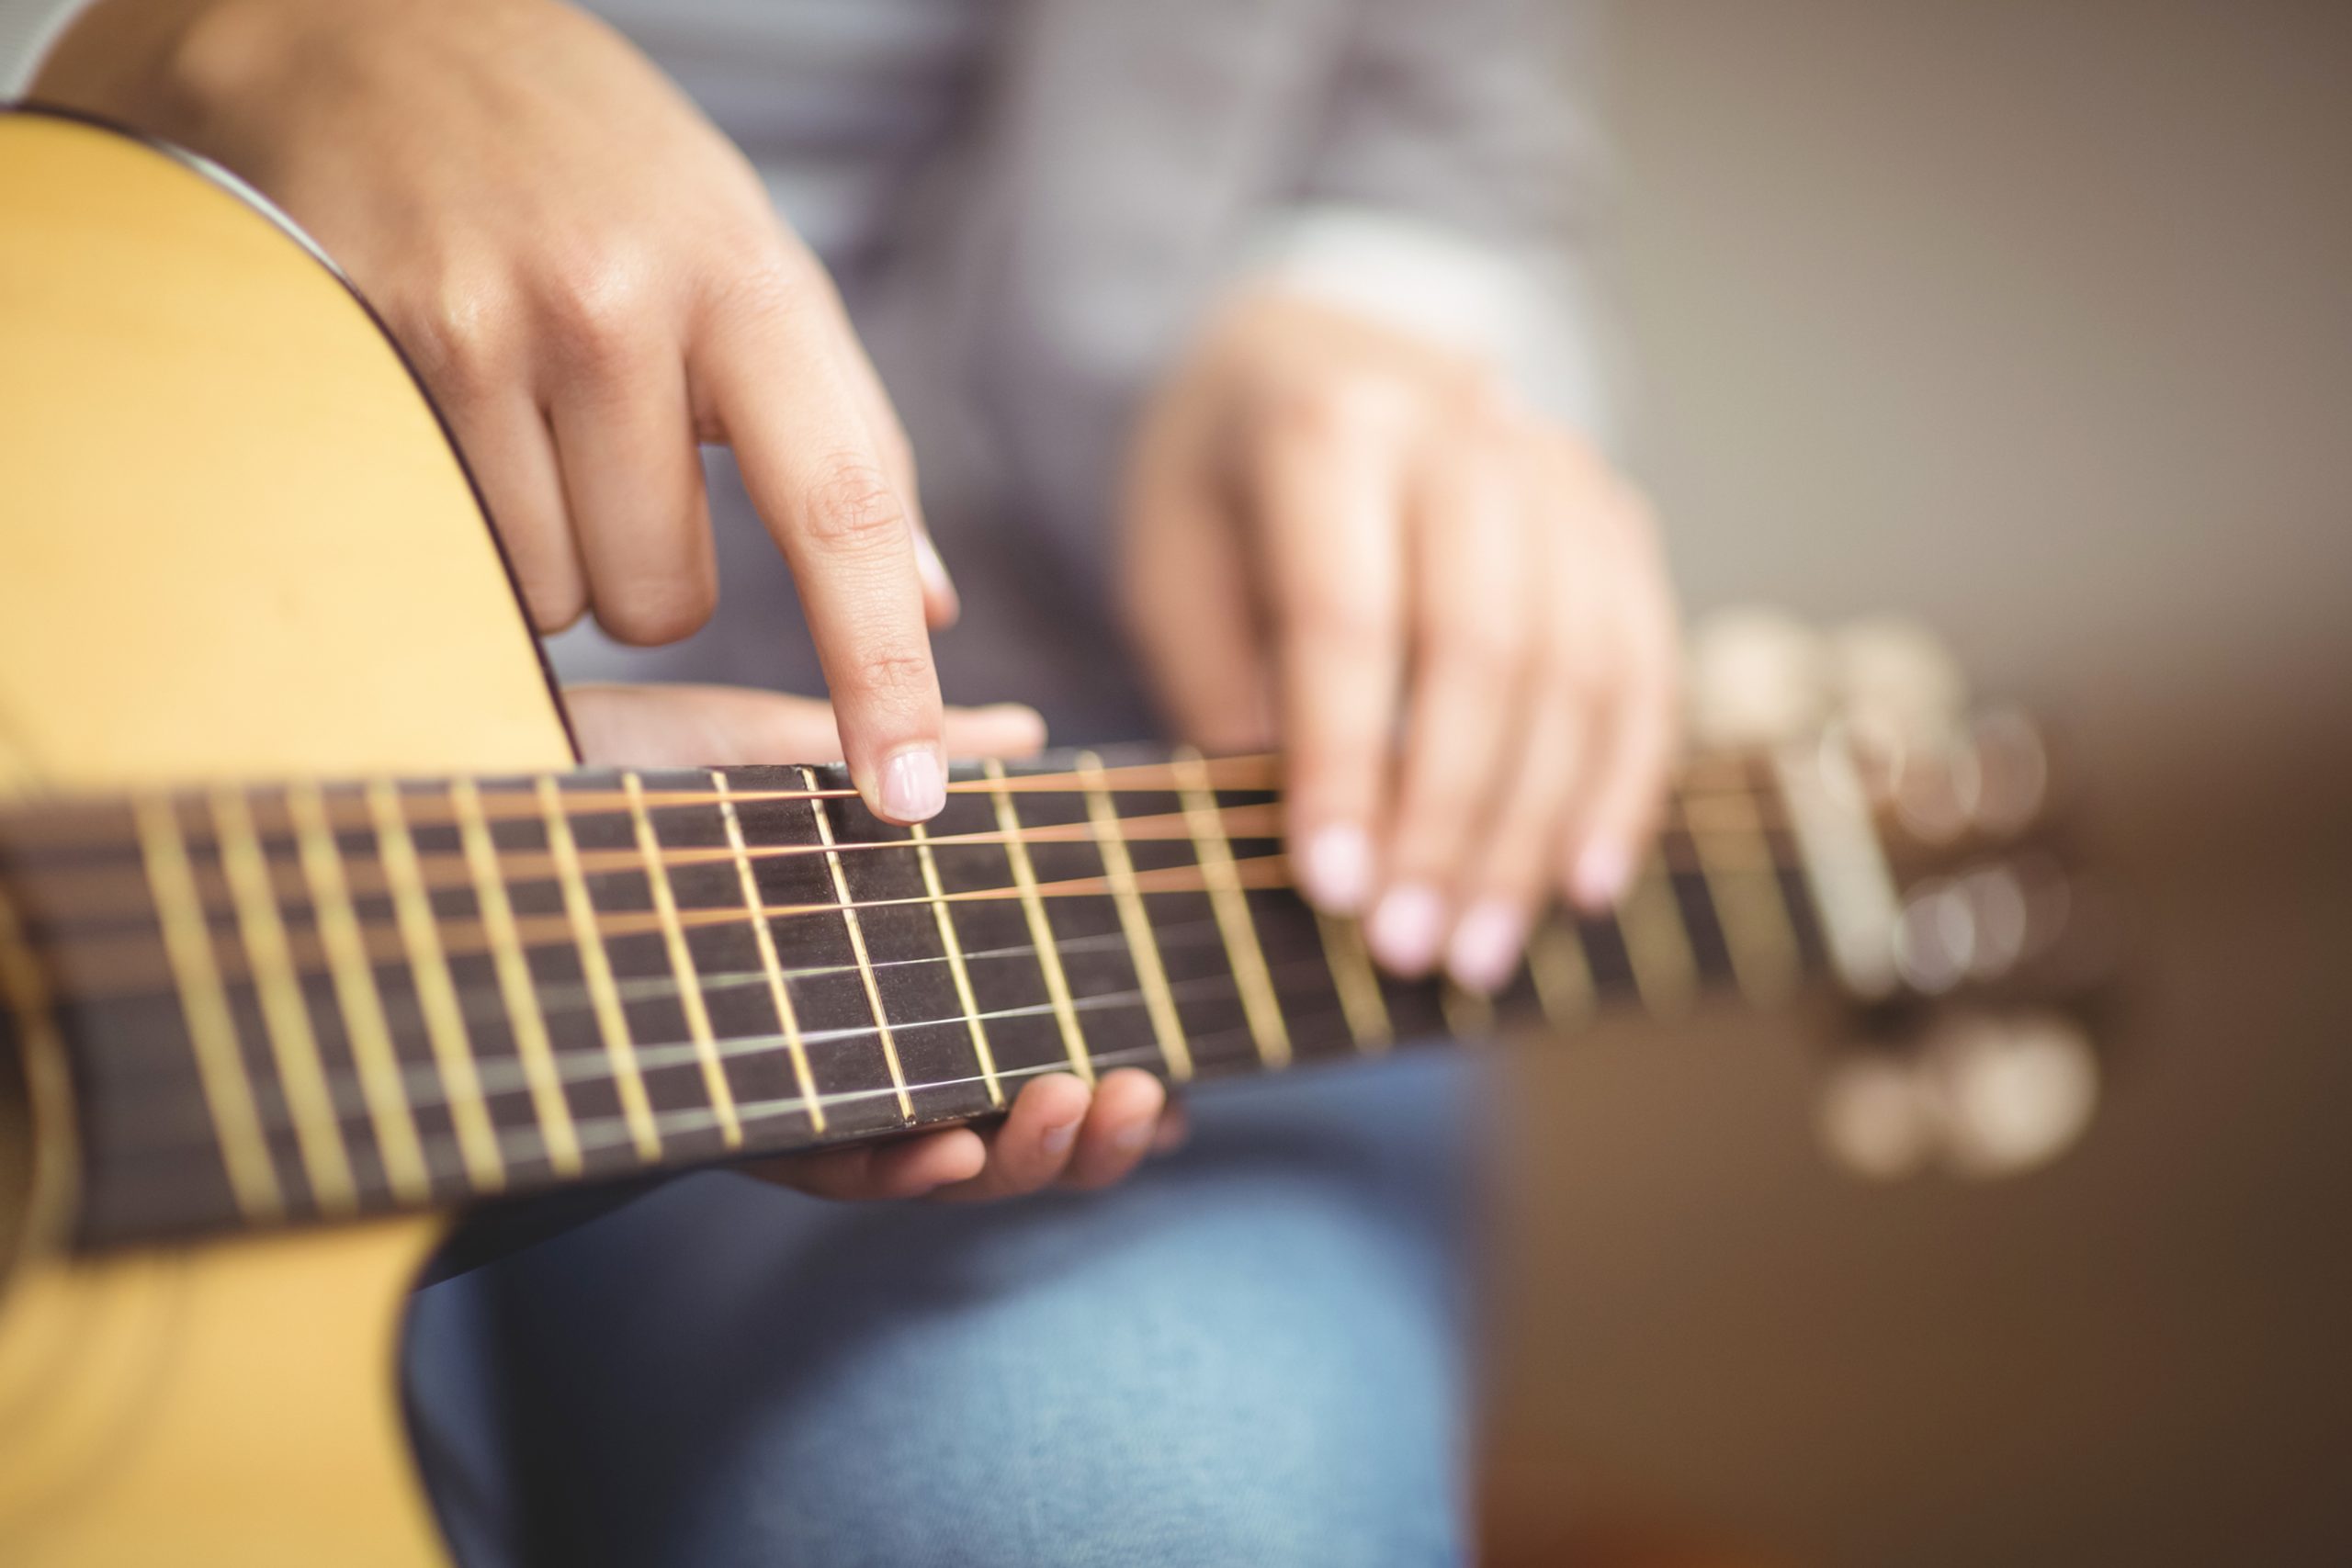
[1486,2,2352,1562]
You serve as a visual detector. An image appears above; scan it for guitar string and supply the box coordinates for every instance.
[24,778,1786,1180]
[20,802,1306,918]
[1,750,1786,855]
[113,790,1770,1180]
[87,880,1631,1168]
[29,763,1799,1215]
[24,818,1791,1005]
[89,853,1758,1189]
[10,790,1794,921]
[3,757,1295,851]
[45,846,1296,1001]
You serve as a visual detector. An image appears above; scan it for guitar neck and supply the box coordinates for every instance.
[0,746,1856,1249]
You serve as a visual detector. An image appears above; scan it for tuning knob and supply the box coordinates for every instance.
[1829,616,1969,748]
[1928,1010,2100,1178]
[1815,1050,1939,1179]
[1815,1009,2100,1182]
[1686,605,1833,748]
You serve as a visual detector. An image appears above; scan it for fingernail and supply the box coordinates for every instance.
[878,745,946,822]
[1572,840,1634,909]
[1447,900,1528,994]
[911,526,959,619]
[1041,1116,1080,1157]
[1113,1119,1153,1156]
[1298,824,1374,913]
[1367,884,1447,975]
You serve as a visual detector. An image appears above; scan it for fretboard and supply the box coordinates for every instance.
[0,748,1829,1248]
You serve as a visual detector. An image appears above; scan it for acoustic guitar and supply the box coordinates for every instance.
[0,108,2079,1564]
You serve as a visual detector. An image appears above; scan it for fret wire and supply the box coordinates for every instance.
[132,795,285,1221]
[0,882,81,1235]
[1530,917,1595,1030]
[369,782,506,1191]
[1077,751,1192,1082]
[984,758,1092,1083]
[371,1030,1282,1190]
[1172,748,1291,1070]
[1685,787,1802,1005]
[451,779,583,1176]
[1315,910,1393,1053]
[1439,978,1496,1041]
[1772,739,1902,999]
[625,773,742,1148]
[537,775,662,1164]
[210,785,358,1215]
[288,782,431,1203]
[713,771,825,1133]
[1617,856,1700,1016]
[606,1030,1276,1160]
[801,765,915,1122]
[908,819,1001,1107]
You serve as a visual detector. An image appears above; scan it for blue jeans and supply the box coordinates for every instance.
[405,1051,1482,1568]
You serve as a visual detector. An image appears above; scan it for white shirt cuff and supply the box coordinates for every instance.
[1229,203,1619,450]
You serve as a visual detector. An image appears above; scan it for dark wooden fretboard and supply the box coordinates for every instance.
[0,748,1828,1248]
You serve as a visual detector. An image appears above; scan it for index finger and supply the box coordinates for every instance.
[693,265,944,823]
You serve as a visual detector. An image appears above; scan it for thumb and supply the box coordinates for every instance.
[566,682,1045,769]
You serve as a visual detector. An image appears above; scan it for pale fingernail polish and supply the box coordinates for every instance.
[1041,1117,1080,1157]
[1367,884,1447,975]
[1572,840,1634,909]
[1447,901,1527,994]
[1113,1120,1153,1156]
[878,746,946,822]
[1299,824,1374,913]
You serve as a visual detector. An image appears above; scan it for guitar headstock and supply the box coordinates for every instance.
[1689,609,2116,1179]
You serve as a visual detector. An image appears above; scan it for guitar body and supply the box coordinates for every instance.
[0,111,569,1564]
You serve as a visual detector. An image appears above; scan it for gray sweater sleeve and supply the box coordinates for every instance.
[0,0,90,97]
[1239,0,1624,443]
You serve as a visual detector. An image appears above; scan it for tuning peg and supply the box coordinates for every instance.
[1685,605,1833,749]
[1815,1050,1939,1180]
[1962,705,2051,837]
[1829,616,1968,751]
[1925,1009,2100,1179]
[1814,1008,2100,1182]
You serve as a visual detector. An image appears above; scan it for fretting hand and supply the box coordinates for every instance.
[1123,293,1681,992]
